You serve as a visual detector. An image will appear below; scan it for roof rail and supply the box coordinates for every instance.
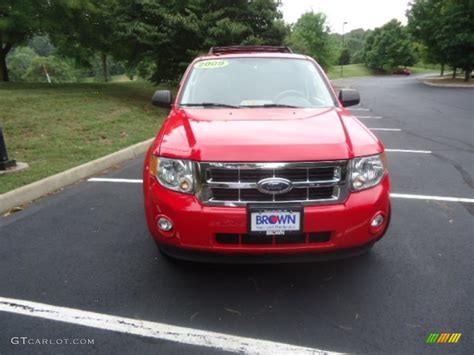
[208,46,293,55]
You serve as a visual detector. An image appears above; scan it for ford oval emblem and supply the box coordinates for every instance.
[257,177,293,195]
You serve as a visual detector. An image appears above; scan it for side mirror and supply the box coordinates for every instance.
[152,90,172,107]
[338,89,360,107]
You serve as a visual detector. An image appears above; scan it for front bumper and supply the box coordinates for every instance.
[158,241,377,263]
[144,174,391,257]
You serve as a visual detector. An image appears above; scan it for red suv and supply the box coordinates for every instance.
[143,46,391,262]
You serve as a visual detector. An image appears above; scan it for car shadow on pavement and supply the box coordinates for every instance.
[150,246,384,319]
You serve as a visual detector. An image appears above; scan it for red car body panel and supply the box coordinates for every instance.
[143,50,391,261]
[160,107,364,162]
[143,172,390,254]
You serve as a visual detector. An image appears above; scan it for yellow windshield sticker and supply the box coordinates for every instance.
[194,60,229,69]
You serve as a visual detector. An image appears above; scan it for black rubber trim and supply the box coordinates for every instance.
[157,241,376,264]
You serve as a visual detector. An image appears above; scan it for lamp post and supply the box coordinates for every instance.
[340,21,348,78]
[0,126,16,170]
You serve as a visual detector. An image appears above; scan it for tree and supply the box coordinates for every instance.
[2,0,286,84]
[351,49,365,64]
[113,0,201,84]
[0,1,44,81]
[47,0,118,82]
[0,1,94,82]
[338,48,351,65]
[408,0,473,81]
[113,0,286,83]
[198,0,287,47]
[407,0,449,76]
[285,12,334,70]
[364,20,417,70]
[331,28,370,64]
[345,29,369,58]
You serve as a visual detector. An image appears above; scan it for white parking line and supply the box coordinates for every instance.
[385,149,432,154]
[391,193,474,204]
[349,108,371,111]
[88,178,142,183]
[0,297,339,355]
[356,116,383,119]
[369,128,402,132]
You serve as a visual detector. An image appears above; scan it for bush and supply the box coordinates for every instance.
[7,46,82,83]
[7,47,38,81]
[338,48,351,65]
[28,35,56,56]
[351,50,365,64]
[22,56,80,83]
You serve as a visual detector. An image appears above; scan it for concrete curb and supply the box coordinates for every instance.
[422,80,474,88]
[0,138,154,215]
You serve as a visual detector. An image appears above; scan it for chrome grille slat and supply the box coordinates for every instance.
[196,161,349,206]
[205,179,341,189]
[237,167,241,202]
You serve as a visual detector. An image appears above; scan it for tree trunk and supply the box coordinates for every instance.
[464,68,472,82]
[0,43,12,82]
[452,67,456,79]
[101,53,108,82]
[440,63,444,76]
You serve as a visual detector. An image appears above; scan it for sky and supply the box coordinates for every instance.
[280,0,410,33]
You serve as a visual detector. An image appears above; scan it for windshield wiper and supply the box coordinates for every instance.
[261,104,301,108]
[241,104,300,108]
[180,102,240,108]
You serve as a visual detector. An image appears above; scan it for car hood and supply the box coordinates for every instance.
[158,107,374,162]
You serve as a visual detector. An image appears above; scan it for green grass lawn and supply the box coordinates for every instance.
[80,74,138,83]
[409,66,440,75]
[327,63,439,79]
[327,64,378,79]
[0,81,170,194]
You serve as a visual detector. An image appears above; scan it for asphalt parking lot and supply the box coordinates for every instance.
[0,75,473,354]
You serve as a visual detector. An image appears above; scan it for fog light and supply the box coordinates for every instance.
[158,217,173,231]
[371,214,384,228]
[179,178,192,192]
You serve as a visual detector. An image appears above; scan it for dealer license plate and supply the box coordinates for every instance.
[248,205,303,235]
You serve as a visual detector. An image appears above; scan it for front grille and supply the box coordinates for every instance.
[209,167,335,183]
[197,161,349,206]
[211,187,334,202]
[216,232,332,245]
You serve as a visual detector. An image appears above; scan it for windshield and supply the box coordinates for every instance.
[179,58,335,108]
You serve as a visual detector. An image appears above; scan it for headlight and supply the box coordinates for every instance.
[150,156,195,194]
[351,153,387,191]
